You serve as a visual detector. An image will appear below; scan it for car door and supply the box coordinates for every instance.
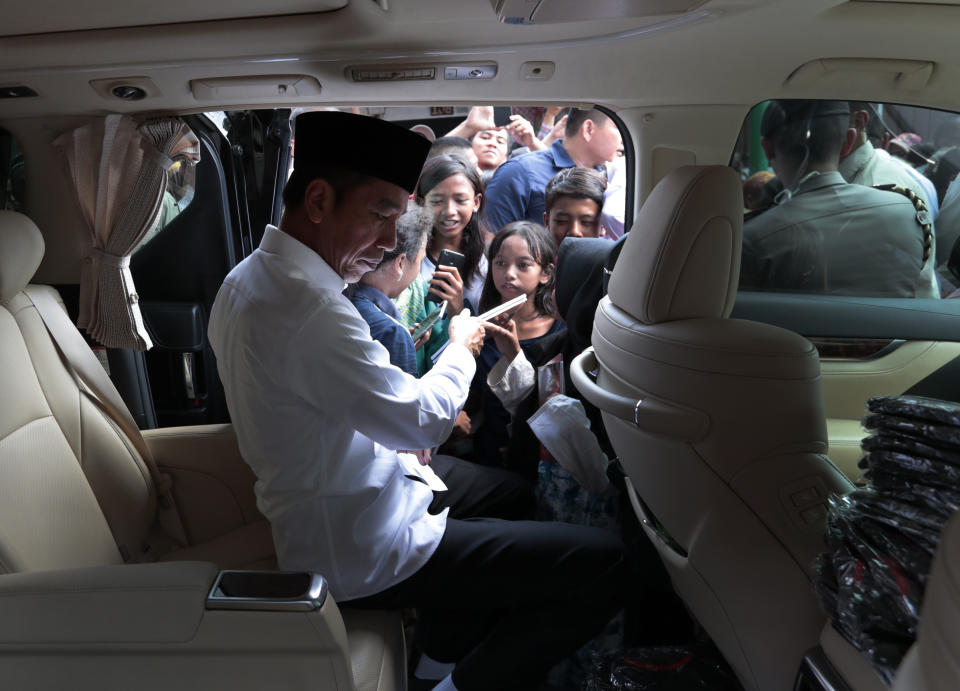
[730,100,960,481]
[130,109,291,427]
[732,293,960,479]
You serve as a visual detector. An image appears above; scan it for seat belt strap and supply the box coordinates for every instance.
[23,285,189,550]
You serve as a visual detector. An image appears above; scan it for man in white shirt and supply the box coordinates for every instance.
[208,111,626,691]
[840,102,937,216]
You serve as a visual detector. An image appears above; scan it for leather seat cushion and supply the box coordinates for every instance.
[912,511,960,690]
[341,608,405,691]
[161,519,276,570]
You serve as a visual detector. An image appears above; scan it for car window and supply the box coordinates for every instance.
[731,100,960,299]
[0,129,25,214]
[135,140,198,251]
[283,104,630,240]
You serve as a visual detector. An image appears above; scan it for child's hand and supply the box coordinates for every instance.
[429,265,465,314]
[410,324,432,350]
[483,314,521,361]
[451,410,472,439]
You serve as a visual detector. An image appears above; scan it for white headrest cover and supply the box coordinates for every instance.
[0,210,45,304]
[607,165,743,324]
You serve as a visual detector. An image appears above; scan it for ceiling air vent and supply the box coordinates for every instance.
[0,86,38,99]
[350,66,437,82]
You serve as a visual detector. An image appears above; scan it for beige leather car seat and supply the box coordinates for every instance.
[892,508,960,691]
[0,210,403,691]
[571,166,854,691]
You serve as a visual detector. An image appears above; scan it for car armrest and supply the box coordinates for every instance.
[143,424,265,543]
[0,564,355,691]
[0,561,217,644]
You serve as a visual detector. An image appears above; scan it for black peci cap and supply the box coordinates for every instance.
[760,100,851,138]
[293,111,431,193]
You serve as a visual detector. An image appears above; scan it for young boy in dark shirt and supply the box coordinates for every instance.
[543,167,608,246]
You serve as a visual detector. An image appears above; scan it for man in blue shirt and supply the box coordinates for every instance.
[350,284,419,375]
[483,108,623,233]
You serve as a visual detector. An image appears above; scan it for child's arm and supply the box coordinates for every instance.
[486,351,535,415]
[483,318,535,414]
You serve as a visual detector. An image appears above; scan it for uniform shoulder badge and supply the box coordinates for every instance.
[873,183,933,263]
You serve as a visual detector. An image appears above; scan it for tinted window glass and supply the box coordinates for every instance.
[732,100,960,298]
[0,129,25,214]
[135,147,198,251]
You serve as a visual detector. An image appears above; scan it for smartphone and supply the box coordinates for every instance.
[435,249,466,273]
[412,301,447,342]
[428,249,466,303]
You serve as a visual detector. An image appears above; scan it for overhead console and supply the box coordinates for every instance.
[490,0,708,24]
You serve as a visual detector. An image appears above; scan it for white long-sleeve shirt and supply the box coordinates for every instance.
[487,350,535,414]
[208,225,475,600]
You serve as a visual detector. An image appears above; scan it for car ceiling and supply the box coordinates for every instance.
[2,0,960,120]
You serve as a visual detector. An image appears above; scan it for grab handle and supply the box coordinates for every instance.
[570,348,709,441]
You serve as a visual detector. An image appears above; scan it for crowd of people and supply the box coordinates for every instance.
[208,106,655,691]
[207,98,960,690]
[738,99,960,298]
[369,104,628,481]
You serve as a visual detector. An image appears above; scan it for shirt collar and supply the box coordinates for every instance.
[549,139,577,168]
[259,225,346,293]
[548,138,606,172]
[351,282,402,320]
[838,140,874,181]
[796,170,846,193]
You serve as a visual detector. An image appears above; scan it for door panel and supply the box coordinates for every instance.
[819,341,960,480]
[731,293,960,341]
[733,292,960,482]
[819,340,960,419]
[141,301,209,426]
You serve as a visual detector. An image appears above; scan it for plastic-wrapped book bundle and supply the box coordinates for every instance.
[816,395,960,683]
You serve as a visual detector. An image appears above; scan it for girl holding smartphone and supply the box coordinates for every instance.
[416,153,489,314]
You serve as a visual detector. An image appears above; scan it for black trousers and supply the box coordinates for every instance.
[426,453,536,521]
[345,455,627,691]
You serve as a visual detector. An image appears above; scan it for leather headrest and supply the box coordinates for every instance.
[555,237,614,351]
[0,211,45,304]
[607,165,742,324]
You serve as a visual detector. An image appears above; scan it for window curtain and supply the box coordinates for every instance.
[54,115,200,350]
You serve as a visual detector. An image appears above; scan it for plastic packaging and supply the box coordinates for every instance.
[867,394,960,427]
[817,496,926,682]
[863,413,960,450]
[528,395,610,493]
[860,446,960,492]
[584,645,740,690]
[862,431,960,466]
[815,395,960,683]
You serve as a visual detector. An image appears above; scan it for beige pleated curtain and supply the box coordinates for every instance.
[54,115,200,350]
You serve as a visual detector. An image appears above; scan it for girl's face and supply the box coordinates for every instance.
[424,173,481,242]
[491,234,550,302]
